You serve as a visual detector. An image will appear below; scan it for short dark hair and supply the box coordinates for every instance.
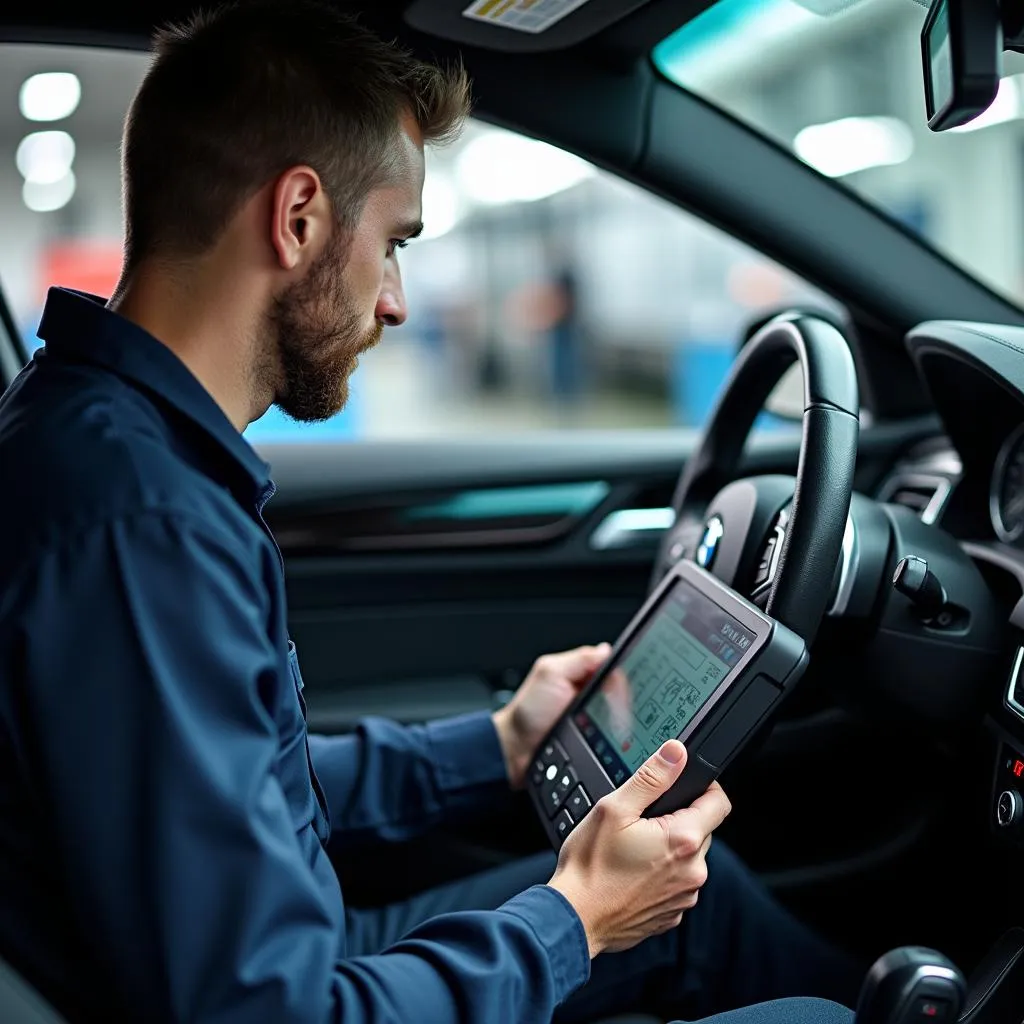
[120,0,470,272]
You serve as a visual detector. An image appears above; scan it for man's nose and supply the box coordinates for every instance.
[376,269,407,327]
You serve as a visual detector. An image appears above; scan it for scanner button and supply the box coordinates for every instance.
[554,810,575,843]
[566,785,591,819]
[556,765,578,797]
[545,764,559,782]
[542,781,566,818]
[540,740,567,767]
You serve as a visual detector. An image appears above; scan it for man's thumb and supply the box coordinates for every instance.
[614,741,688,817]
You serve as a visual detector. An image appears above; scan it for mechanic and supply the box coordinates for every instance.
[0,2,862,1022]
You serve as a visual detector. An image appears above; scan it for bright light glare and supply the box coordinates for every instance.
[950,77,1022,133]
[22,170,76,212]
[19,72,81,122]
[794,116,913,178]
[420,174,461,240]
[16,131,76,184]
[657,1,816,90]
[455,130,594,205]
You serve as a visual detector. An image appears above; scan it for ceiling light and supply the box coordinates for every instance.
[420,173,462,240]
[22,169,76,213]
[949,76,1022,133]
[455,129,594,205]
[19,72,81,122]
[794,116,913,177]
[16,131,76,184]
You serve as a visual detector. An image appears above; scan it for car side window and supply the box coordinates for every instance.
[1,44,838,439]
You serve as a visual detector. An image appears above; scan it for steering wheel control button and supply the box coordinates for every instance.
[752,519,786,599]
[755,536,777,587]
[996,789,1022,828]
[554,810,575,843]
[565,785,591,820]
[696,516,724,570]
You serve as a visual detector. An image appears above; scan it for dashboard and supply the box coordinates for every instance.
[991,424,1024,544]
[877,420,1024,547]
[880,320,1024,851]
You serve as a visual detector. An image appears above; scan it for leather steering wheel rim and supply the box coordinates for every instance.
[655,314,860,644]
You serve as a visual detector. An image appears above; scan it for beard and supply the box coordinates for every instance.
[265,231,383,423]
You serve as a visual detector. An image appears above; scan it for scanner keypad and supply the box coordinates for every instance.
[533,740,592,840]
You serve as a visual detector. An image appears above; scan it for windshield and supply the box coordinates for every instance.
[656,0,1024,307]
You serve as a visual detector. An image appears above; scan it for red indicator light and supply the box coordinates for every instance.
[1014,760,1024,778]
[923,1006,938,1018]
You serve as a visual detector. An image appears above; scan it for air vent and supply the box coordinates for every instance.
[878,474,951,525]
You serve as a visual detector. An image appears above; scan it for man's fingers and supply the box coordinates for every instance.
[534,644,611,686]
[662,780,732,838]
[612,741,688,818]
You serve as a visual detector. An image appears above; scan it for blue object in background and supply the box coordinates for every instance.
[672,340,801,434]
[21,319,44,357]
[244,394,362,443]
[672,340,734,427]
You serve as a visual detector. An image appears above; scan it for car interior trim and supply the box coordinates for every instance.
[827,514,859,618]
[589,507,676,550]
[989,423,1024,543]
[1005,647,1024,723]
[877,473,954,526]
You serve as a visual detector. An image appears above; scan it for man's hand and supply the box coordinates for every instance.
[548,740,731,958]
[492,644,610,790]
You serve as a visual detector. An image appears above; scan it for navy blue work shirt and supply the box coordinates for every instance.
[0,289,589,1023]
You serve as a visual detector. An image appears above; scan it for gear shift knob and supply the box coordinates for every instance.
[856,947,966,1024]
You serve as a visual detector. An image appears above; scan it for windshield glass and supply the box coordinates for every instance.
[656,0,1024,307]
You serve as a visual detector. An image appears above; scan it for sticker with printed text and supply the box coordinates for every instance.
[462,0,594,34]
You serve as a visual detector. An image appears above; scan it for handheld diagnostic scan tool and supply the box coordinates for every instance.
[527,560,808,847]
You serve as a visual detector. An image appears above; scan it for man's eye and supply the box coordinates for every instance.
[387,239,409,257]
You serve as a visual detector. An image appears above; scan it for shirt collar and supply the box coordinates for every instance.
[36,287,272,499]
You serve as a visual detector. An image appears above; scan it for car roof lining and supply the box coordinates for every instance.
[0,0,718,56]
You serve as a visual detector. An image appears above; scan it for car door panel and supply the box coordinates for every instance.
[266,423,937,723]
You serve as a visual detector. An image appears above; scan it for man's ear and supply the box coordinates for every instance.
[269,166,331,271]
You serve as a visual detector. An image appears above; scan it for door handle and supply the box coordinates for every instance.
[589,508,675,551]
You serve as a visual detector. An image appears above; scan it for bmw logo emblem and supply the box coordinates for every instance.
[696,515,724,569]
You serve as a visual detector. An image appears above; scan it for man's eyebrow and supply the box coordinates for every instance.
[396,220,424,240]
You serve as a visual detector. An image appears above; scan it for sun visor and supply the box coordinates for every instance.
[404,0,655,52]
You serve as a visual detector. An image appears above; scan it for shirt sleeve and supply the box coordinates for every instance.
[306,710,513,846]
[18,511,589,1023]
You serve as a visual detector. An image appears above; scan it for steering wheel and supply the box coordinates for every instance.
[653,314,859,645]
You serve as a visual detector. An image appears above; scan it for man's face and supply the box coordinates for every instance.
[268,115,425,422]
